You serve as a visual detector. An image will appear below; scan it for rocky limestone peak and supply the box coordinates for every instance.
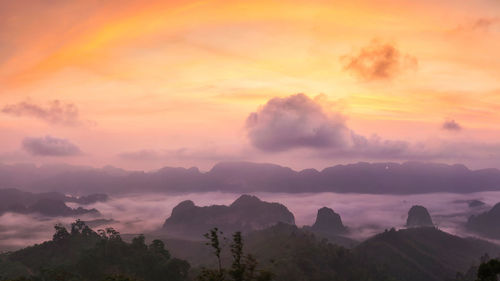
[230,194,262,207]
[311,207,346,234]
[171,200,196,215]
[406,205,433,227]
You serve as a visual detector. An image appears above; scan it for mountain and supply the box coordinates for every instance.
[309,207,347,234]
[454,199,486,208]
[466,202,500,239]
[0,188,103,217]
[406,205,434,227]
[161,195,295,239]
[302,207,355,248]
[355,227,500,281]
[0,188,108,206]
[3,161,500,194]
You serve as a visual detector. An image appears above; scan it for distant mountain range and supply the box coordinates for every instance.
[0,188,107,217]
[2,161,500,195]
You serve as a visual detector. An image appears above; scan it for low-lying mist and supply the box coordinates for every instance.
[2,191,500,251]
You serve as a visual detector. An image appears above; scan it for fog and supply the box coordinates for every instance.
[1,191,500,251]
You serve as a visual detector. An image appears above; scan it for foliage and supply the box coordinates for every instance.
[0,220,189,281]
[198,229,273,281]
[476,258,500,281]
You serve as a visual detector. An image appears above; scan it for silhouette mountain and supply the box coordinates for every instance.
[310,207,347,234]
[355,227,500,281]
[162,195,295,239]
[0,188,103,217]
[466,202,500,239]
[406,205,434,228]
[3,161,500,195]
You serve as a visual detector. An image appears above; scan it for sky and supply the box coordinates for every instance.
[1,0,500,171]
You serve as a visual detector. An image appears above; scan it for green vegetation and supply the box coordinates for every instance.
[476,258,500,281]
[1,221,498,281]
[0,220,189,281]
[197,228,273,281]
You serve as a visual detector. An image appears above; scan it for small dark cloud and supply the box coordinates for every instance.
[2,100,83,126]
[442,120,462,131]
[471,18,498,30]
[245,94,349,152]
[22,136,82,157]
[454,17,499,32]
[341,40,417,81]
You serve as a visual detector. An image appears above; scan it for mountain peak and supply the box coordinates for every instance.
[406,205,433,228]
[230,194,262,207]
[311,207,347,234]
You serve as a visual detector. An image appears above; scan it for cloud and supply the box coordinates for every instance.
[2,191,496,251]
[453,17,499,32]
[341,40,417,81]
[118,147,238,162]
[118,149,163,161]
[471,18,499,30]
[245,94,349,152]
[22,136,82,157]
[246,94,481,161]
[442,120,462,131]
[246,94,413,156]
[2,100,83,126]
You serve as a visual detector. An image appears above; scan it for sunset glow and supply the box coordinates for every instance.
[1,0,499,170]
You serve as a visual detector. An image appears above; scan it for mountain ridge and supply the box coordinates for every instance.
[2,161,500,195]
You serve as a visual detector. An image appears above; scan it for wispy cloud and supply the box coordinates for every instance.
[341,39,417,81]
[22,136,82,157]
[2,100,86,126]
[453,17,500,32]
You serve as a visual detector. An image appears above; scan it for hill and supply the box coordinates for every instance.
[0,220,189,281]
[466,202,500,239]
[0,188,104,217]
[355,227,499,281]
[162,195,295,239]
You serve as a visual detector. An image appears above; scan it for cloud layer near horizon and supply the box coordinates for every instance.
[1,191,499,251]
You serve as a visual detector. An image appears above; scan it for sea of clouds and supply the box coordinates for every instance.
[1,191,499,251]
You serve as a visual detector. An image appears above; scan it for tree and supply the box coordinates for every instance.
[52,223,70,242]
[198,228,273,281]
[477,259,500,281]
[199,228,225,281]
[3,220,190,281]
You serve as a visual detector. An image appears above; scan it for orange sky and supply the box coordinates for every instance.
[1,0,499,170]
